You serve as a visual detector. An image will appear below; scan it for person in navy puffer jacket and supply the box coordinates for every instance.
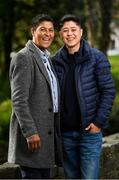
[52,14,115,179]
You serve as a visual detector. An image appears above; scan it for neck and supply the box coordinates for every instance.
[32,40,46,52]
[66,43,80,54]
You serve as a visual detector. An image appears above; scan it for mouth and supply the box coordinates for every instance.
[42,40,52,45]
[67,37,75,41]
[42,37,51,42]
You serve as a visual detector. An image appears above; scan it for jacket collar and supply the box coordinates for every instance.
[25,40,51,85]
[54,38,91,65]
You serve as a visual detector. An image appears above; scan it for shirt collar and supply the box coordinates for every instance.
[32,41,50,59]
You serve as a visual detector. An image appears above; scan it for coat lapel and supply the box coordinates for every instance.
[26,40,51,86]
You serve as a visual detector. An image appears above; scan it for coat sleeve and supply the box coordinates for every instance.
[9,52,38,138]
[93,51,116,128]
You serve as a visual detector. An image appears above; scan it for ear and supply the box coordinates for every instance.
[80,29,83,37]
[31,28,34,36]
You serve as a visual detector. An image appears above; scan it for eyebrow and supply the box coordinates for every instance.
[62,27,77,30]
[39,26,54,29]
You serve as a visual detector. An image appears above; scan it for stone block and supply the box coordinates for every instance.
[0,162,21,179]
[100,133,119,179]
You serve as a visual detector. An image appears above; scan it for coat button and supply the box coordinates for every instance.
[49,107,52,112]
[48,131,52,135]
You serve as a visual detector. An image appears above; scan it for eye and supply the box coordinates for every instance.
[62,29,69,33]
[49,29,54,33]
[71,28,77,32]
[39,28,54,33]
[39,28,46,32]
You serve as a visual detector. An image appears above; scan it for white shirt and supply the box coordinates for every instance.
[33,43,58,113]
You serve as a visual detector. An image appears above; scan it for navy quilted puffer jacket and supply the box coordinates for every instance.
[52,39,115,129]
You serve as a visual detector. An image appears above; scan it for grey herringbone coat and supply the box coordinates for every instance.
[8,40,62,168]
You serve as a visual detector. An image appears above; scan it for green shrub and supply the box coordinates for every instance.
[103,93,119,136]
[102,56,119,135]
[0,100,11,141]
[109,55,119,92]
[109,93,119,132]
[0,74,10,103]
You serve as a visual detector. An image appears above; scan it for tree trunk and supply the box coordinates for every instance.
[1,0,15,75]
[99,0,113,55]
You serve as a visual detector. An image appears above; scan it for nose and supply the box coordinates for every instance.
[44,29,51,36]
[67,30,73,35]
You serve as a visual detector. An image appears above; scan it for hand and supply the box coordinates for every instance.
[26,134,41,152]
[85,123,101,133]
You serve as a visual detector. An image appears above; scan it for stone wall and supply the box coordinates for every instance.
[100,133,119,179]
[0,133,119,179]
[0,142,8,164]
[0,163,21,179]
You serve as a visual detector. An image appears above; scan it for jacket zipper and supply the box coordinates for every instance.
[75,65,85,131]
[60,65,69,117]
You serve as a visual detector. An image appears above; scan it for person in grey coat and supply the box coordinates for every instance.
[8,14,62,179]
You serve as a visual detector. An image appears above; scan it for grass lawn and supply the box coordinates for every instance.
[108,56,119,89]
[108,55,119,71]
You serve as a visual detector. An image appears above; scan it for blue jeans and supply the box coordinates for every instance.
[20,166,50,179]
[62,131,102,179]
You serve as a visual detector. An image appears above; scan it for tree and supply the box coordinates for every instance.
[99,0,113,55]
[0,0,116,75]
[0,0,35,75]
[86,0,100,47]
[0,0,15,74]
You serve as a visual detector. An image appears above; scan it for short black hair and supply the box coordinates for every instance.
[31,14,54,30]
[59,14,82,29]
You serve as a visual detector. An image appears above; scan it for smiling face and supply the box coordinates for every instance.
[31,21,55,50]
[60,20,83,54]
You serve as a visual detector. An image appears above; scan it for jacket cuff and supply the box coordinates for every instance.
[93,120,108,129]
